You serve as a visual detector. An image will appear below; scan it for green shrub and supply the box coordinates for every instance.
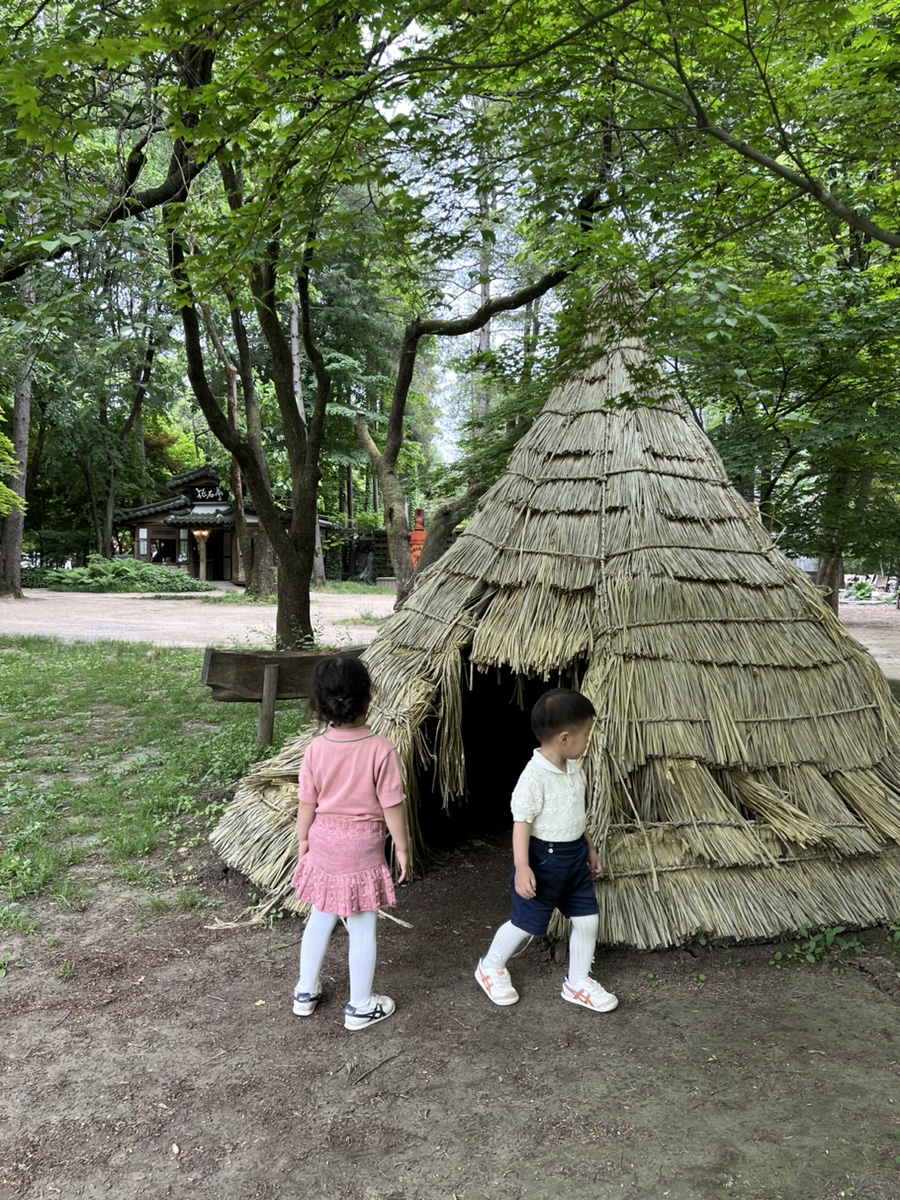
[45,556,214,594]
[20,567,51,588]
[848,579,873,600]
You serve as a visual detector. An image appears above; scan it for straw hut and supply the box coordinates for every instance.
[211,290,900,948]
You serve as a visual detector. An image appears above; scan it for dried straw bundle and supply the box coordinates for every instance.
[211,283,900,947]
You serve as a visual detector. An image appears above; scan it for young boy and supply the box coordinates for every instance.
[475,688,618,1012]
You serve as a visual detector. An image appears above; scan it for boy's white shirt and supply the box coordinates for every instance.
[510,749,587,842]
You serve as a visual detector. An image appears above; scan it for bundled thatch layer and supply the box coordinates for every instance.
[212,291,900,947]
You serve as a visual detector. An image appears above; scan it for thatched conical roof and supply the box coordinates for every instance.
[212,290,900,948]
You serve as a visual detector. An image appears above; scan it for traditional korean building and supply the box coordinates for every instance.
[122,465,394,583]
[122,465,257,582]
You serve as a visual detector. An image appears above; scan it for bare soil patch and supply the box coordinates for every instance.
[1,596,899,1200]
[2,841,899,1200]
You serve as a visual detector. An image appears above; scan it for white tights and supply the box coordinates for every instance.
[484,914,599,984]
[298,907,378,1008]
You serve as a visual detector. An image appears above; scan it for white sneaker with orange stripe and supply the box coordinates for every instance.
[561,976,618,1012]
[475,959,520,1006]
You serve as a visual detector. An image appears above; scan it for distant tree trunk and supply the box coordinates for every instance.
[102,488,118,560]
[476,195,493,417]
[290,273,326,586]
[202,294,280,599]
[816,464,871,615]
[84,332,156,559]
[203,301,255,586]
[816,474,851,615]
[816,554,844,616]
[0,344,33,597]
[355,413,413,596]
[227,390,254,584]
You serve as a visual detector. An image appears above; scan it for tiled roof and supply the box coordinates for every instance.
[167,464,220,490]
[164,506,235,528]
[122,494,190,520]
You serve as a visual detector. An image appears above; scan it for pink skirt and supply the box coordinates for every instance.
[291,814,396,916]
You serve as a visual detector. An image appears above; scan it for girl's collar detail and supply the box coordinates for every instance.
[323,724,376,742]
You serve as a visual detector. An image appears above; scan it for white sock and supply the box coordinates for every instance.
[298,907,338,995]
[347,909,378,1009]
[483,921,530,970]
[568,914,599,984]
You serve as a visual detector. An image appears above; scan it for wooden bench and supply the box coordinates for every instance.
[201,646,366,747]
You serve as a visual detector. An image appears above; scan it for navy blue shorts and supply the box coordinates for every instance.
[509,835,599,936]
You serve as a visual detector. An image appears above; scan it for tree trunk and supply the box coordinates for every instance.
[275,541,314,647]
[248,524,276,596]
[73,449,103,555]
[0,355,32,598]
[229,452,254,586]
[290,276,326,586]
[355,414,413,595]
[202,297,274,598]
[476,182,494,417]
[816,554,844,616]
[102,484,117,558]
[815,466,859,616]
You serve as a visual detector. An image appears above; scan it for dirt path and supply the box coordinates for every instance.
[2,843,898,1200]
[1,595,899,1199]
[0,587,396,649]
[4,590,900,672]
[832,599,900,680]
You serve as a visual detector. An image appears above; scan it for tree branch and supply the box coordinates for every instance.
[606,66,900,249]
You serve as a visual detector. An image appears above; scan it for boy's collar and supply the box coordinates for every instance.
[532,748,578,774]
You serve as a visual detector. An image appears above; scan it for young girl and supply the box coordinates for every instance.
[290,653,409,1030]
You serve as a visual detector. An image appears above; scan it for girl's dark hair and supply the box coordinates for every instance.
[309,654,372,726]
[531,688,596,743]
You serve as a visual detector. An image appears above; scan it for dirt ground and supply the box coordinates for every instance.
[1,593,899,1200]
[0,585,397,650]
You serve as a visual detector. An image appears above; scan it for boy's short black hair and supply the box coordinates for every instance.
[531,688,596,743]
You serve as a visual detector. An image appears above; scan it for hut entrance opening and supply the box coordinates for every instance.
[414,661,586,849]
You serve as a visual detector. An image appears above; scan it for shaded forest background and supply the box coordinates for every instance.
[3,0,900,640]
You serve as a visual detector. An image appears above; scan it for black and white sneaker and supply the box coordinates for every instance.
[343,994,395,1030]
[292,990,322,1017]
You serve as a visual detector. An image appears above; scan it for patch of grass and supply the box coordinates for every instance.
[0,638,270,924]
[0,953,25,978]
[314,580,385,595]
[198,591,277,605]
[115,862,163,887]
[48,880,89,912]
[343,609,388,627]
[177,886,202,910]
[0,903,40,933]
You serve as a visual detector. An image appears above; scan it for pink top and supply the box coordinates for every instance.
[298,726,405,820]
